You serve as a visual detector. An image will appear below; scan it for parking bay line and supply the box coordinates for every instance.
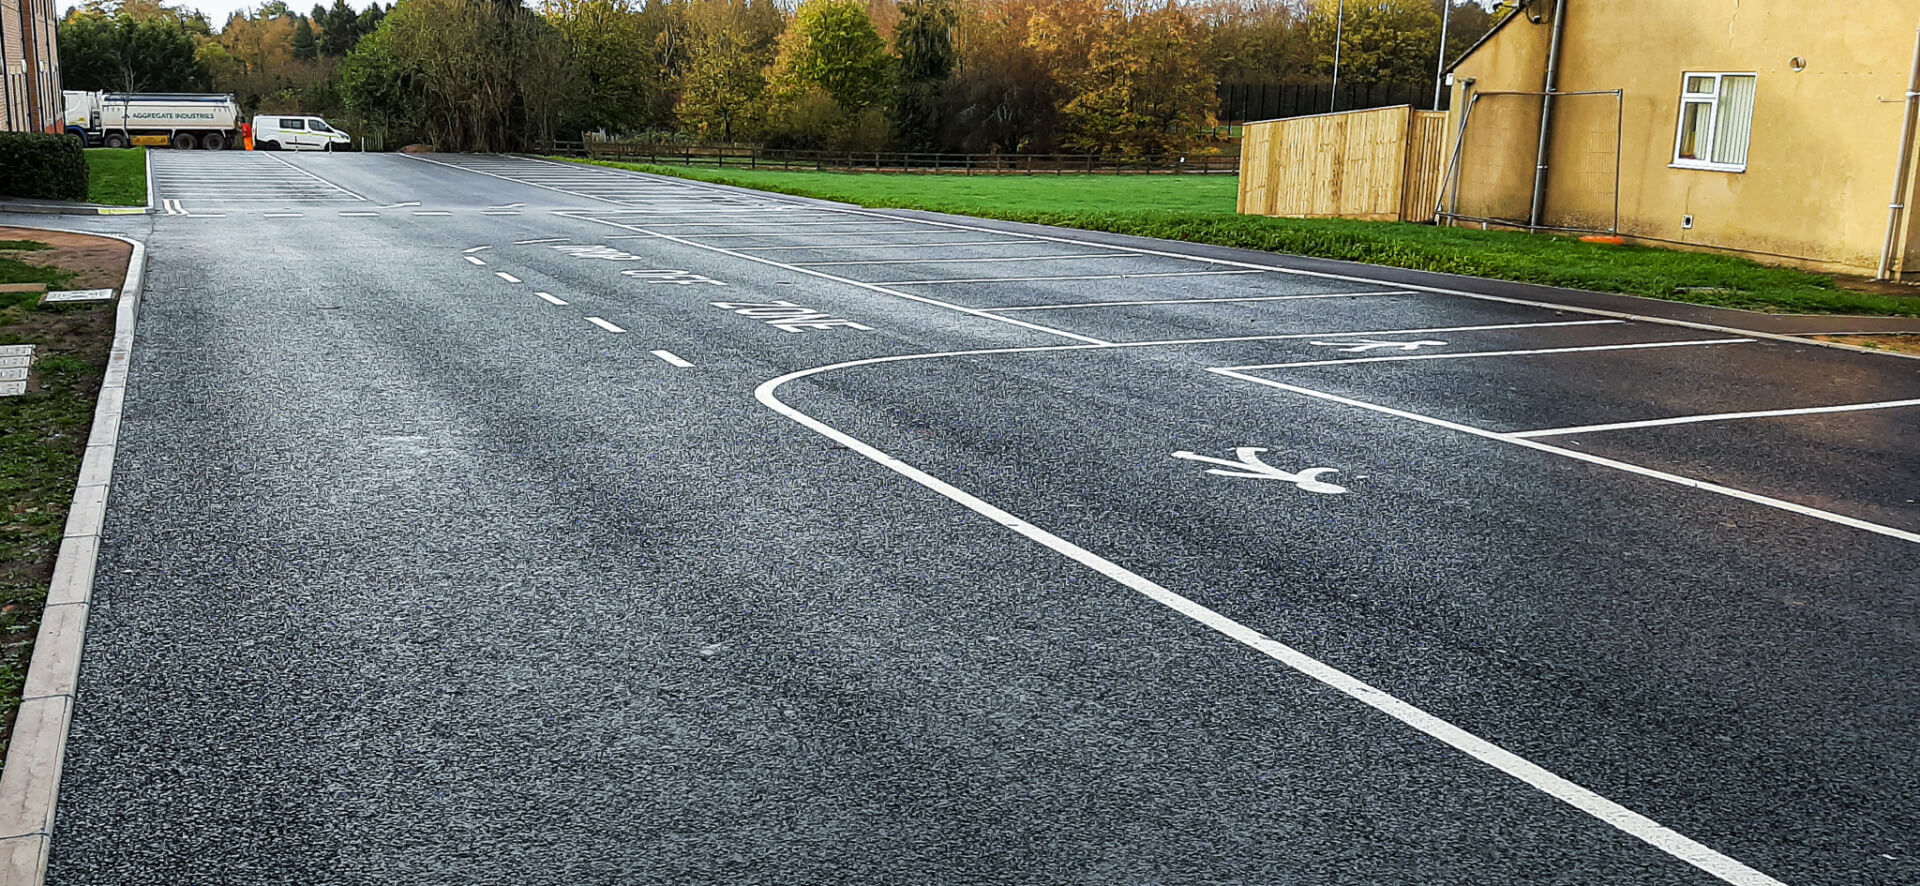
[988,290,1414,311]
[1509,397,1920,438]
[874,269,1267,286]
[650,349,694,368]
[757,342,1793,886]
[534,292,568,305]
[1220,338,1756,371]
[1209,368,1920,547]
[259,152,370,201]
[585,316,625,333]
[495,272,522,284]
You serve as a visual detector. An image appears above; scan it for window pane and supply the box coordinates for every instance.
[1685,75,1716,94]
[1677,101,1712,159]
[1710,75,1756,166]
[309,119,331,132]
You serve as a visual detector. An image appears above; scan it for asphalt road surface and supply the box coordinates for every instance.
[14,151,1919,885]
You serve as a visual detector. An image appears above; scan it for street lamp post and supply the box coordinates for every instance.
[1433,0,1454,110]
[1330,0,1346,112]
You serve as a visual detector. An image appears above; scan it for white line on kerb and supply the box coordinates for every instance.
[534,292,567,305]
[585,316,625,333]
[1510,397,1920,438]
[758,347,1792,886]
[464,256,487,266]
[1222,338,1755,371]
[495,272,522,284]
[988,291,1411,311]
[650,349,693,367]
[1211,368,1920,548]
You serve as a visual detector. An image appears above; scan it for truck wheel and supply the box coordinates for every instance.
[104,133,128,149]
[201,132,227,151]
[171,133,197,150]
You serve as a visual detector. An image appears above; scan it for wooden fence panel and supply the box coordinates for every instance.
[1238,105,1450,223]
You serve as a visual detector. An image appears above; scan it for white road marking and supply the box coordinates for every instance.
[258,152,369,200]
[534,292,568,305]
[413,211,452,217]
[1211,368,1920,547]
[757,345,1794,886]
[565,215,1112,346]
[1308,338,1449,353]
[650,349,694,367]
[338,211,379,217]
[1222,338,1754,371]
[490,202,525,209]
[494,272,522,284]
[642,221,926,228]
[874,270,1266,286]
[585,316,625,333]
[464,256,487,266]
[483,211,521,216]
[515,238,571,245]
[988,291,1411,311]
[676,230,976,239]
[1509,398,1920,438]
[1170,448,1347,493]
[796,253,1137,267]
[739,240,1030,251]
[263,213,304,218]
[383,201,421,208]
[463,246,491,254]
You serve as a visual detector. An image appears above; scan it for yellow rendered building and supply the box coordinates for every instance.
[1443,0,1920,280]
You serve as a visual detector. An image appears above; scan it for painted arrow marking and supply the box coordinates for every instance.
[1170,447,1347,494]
[1309,338,1447,353]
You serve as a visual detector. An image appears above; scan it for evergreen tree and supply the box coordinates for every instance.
[291,16,318,60]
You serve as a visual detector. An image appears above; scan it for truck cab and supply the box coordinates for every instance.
[252,115,351,151]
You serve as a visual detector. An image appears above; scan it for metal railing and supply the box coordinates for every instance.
[573,141,1241,175]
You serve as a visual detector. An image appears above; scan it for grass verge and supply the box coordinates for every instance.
[85,148,148,207]
[0,236,116,763]
[559,159,1920,317]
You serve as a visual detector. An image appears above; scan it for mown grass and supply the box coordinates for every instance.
[559,158,1919,317]
[85,149,148,207]
[0,241,73,289]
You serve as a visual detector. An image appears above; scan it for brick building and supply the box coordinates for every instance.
[1,0,62,133]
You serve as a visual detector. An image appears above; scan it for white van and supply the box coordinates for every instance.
[252,115,351,151]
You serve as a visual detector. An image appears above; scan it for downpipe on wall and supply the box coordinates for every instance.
[1878,26,1920,281]
[1528,0,1569,231]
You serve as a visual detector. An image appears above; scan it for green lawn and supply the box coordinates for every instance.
[84,149,147,207]
[559,158,1918,317]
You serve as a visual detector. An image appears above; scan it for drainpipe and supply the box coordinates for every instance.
[1528,0,1570,231]
[1877,26,1920,281]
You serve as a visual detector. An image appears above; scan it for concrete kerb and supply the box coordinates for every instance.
[0,230,144,886]
[0,202,147,217]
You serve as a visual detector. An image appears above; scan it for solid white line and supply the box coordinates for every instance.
[796,253,1137,267]
[564,215,1112,346]
[259,152,370,201]
[463,246,492,254]
[989,291,1412,311]
[414,211,453,217]
[338,211,379,217]
[650,349,693,367]
[757,350,1793,886]
[676,230,973,239]
[738,240,1030,251]
[1222,338,1756,371]
[262,213,304,218]
[482,211,521,215]
[585,316,625,333]
[495,272,522,284]
[516,238,570,245]
[875,270,1265,286]
[641,221,921,228]
[1210,368,1920,547]
[534,292,567,305]
[1509,398,1920,438]
[464,256,487,266]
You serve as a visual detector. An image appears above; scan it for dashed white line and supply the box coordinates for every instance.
[263,212,304,218]
[585,316,625,333]
[414,211,452,217]
[650,349,693,367]
[463,246,492,254]
[534,292,567,305]
[338,211,379,217]
[383,201,421,208]
[1509,397,1920,438]
[495,272,522,284]
[464,256,488,266]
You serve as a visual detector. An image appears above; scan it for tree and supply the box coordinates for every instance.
[546,0,661,134]
[889,0,955,150]
[292,16,319,60]
[1059,2,1214,155]
[676,0,783,142]
[58,9,207,92]
[762,0,892,148]
[1309,0,1441,88]
[355,0,578,150]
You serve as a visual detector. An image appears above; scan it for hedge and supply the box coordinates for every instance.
[0,133,89,202]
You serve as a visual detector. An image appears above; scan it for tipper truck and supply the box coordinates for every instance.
[63,91,244,150]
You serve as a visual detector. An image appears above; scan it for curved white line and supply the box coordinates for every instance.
[755,348,1787,886]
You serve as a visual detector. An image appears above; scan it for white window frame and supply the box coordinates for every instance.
[1670,71,1756,173]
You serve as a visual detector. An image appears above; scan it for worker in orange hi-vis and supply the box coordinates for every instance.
[242,122,254,151]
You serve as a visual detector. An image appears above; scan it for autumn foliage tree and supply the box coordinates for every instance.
[761,0,894,149]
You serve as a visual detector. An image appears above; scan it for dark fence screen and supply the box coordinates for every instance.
[1219,81,1448,122]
